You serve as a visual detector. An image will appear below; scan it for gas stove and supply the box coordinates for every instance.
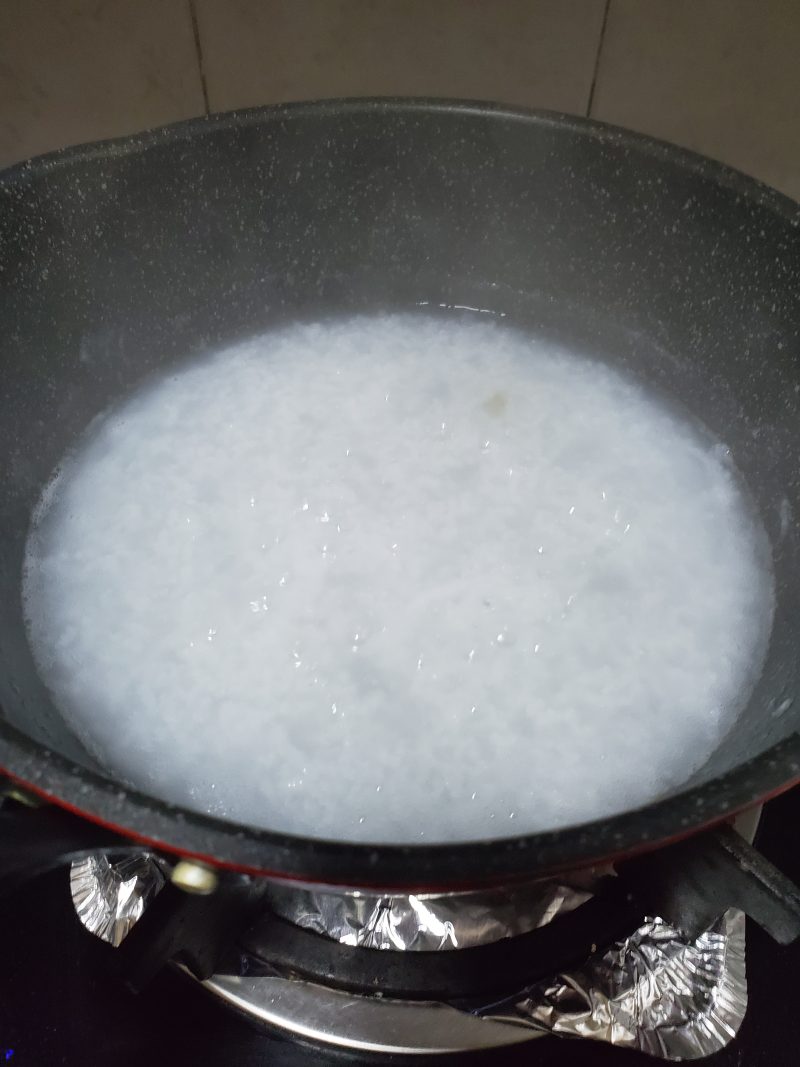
[1,787,799,1066]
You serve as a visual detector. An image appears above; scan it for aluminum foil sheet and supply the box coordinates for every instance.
[70,853,167,947]
[262,869,604,951]
[70,853,747,1058]
[478,909,747,1060]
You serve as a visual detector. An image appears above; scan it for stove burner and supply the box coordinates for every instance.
[193,908,746,1058]
[3,791,798,1060]
[69,848,749,1059]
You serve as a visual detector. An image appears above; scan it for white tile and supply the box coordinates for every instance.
[0,0,205,167]
[592,0,800,200]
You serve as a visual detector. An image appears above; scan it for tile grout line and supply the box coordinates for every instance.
[586,0,611,118]
[188,0,211,115]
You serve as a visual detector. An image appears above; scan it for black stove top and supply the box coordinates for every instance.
[2,787,799,1067]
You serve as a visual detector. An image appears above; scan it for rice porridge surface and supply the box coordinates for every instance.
[22,313,774,843]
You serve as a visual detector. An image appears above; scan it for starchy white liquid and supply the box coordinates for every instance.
[23,313,774,843]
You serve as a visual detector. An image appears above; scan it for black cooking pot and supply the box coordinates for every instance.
[1,99,798,891]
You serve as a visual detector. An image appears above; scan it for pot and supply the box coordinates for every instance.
[1,99,798,891]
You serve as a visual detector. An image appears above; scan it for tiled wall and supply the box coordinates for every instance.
[1,0,798,200]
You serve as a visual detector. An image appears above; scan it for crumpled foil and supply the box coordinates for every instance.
[70,853,746,1059]
[262,871,602,951]
[478,908,747,1060]
[70,853,167,947]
